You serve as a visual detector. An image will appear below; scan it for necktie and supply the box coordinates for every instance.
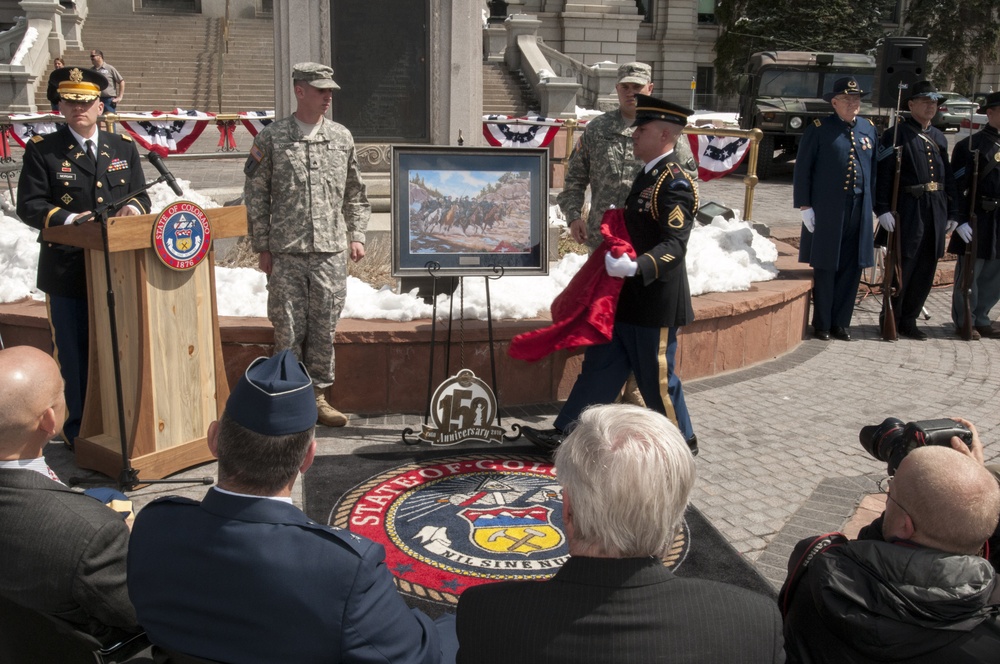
[85,139,96,166]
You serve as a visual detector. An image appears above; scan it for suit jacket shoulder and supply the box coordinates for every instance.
[457,557,783,664]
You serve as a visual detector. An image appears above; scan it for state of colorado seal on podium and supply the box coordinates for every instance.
[152,201,212,270]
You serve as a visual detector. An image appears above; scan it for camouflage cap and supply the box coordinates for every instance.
[617,62,652,86]
[292,62,340,90]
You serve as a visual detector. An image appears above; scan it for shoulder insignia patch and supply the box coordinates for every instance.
[244,143,264,176]
[813,119,822,127]
[30,135,44,143]
[120,133,133,142]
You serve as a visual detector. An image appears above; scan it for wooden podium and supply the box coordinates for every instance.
[43,206,247,480]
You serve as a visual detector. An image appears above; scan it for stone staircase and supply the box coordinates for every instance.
[34,14,536,119]
[482,61,539,116]
[34,12,274,114]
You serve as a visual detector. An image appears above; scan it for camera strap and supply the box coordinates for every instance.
[778,532,849,618]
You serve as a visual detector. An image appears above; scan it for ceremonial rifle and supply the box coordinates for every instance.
[880,84,906,341]
[960,147,981,340]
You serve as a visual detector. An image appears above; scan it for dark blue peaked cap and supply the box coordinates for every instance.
[226,350,317,435]
[632,94,693,127]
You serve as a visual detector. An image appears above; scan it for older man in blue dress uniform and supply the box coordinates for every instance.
[793,76,877,341]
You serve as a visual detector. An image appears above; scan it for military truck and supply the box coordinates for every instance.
[738,51,879,179]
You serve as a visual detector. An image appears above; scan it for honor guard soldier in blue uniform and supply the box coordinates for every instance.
[16,67,149,447]
[948,92,1000,339]
[794,76,877,341]
[874,81,959,340]
[522,95,699,455]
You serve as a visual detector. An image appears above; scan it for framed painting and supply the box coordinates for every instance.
[391,145,549,277]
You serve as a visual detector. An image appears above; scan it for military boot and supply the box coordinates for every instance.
[314,387,348,427]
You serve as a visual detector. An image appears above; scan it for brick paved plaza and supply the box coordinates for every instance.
[44,127,997,590]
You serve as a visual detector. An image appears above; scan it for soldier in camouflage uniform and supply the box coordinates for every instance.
[243,62,370,427]
[557,62,697,252]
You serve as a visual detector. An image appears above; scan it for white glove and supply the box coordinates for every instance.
[957,223,973,243]
[877,212,895,233]
[800,208,815,233]
[946,219,959,234]
[605,252,638,278]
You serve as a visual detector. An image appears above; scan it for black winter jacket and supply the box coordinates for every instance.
[780,537,1000,663]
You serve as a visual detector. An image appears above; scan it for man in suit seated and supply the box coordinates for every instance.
[780,432,1000,663]
[456,404,785,663]
[127,350,458,663]
[0,346,140,645]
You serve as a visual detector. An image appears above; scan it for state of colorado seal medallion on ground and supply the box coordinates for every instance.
[331,453,690,605]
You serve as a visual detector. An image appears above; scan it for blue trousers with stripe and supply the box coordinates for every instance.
[554,322,694,441]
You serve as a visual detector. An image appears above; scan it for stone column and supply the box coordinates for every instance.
[440,0,483,146]
[20,0,66,57]
[272,0,330,118]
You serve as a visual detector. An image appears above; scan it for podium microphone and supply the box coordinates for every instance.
[147,152,184,197]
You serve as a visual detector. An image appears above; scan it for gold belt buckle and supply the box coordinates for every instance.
[925,182,941,192]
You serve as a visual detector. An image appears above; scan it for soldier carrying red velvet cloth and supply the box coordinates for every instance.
[519,94,699,456]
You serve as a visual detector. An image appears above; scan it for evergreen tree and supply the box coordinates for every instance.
[714,0,890,95]
[905,0,1000,93]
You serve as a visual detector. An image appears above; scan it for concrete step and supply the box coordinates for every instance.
[36,13,274,113]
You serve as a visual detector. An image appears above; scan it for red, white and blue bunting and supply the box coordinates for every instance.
[483,115,565,148]
[686,133,751,182]
[6,110,276,155]
[239,110,275,138]
[8,112,61,147]
[118,109,213,155]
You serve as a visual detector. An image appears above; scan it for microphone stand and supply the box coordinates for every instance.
[69,174,214,492]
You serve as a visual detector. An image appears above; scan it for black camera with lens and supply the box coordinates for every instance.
[860,418,973,475]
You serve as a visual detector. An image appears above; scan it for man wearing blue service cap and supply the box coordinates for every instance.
[16,66,149,449]
[874,80,960,340]
[127,350,458,664]
[521,94,699,456]
[794,76,878,342]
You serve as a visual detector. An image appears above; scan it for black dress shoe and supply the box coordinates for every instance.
[520,426,565,451]
[831,326,852,341]
[976,325,1000,339]
[813,329,831,341]
[899,324,927,341]
[686,435,699,457]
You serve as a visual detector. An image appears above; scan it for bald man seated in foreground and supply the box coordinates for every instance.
[457,404,784,663]
[0,346,139,645]
[780,432,1000,663]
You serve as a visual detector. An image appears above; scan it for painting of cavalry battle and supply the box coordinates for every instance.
[407,170,530,254]
[392,147,548,277]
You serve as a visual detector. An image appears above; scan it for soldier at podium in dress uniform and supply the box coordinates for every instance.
[521,94,699,456]
[16,67,149,448]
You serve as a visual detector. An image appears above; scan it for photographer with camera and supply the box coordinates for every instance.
[779,418,1000,663]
